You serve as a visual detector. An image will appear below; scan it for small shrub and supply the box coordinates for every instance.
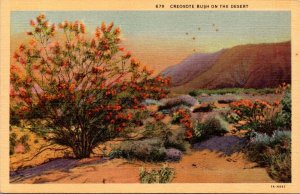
[193,116,228,141]
[165,126,190,152]
[171,108,193,139]
[189,90,197,97]
[247,130,291,182]
[142,121,171,139]
[139,165,175,183]
[119,138,167,162]
[108,148,124,159]
[230,99,280,136]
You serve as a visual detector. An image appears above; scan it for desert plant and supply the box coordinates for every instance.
[142,121,170,139]
[164,126,190,152]
[118,138,167,162]
[193,116,228,141]
[230,84,291,137]
[108,148,124,159]
[10,14,170,158]
[230,99,280,136]
[171,108,194,139]
[246,130,291,182]
[139,165,175,183]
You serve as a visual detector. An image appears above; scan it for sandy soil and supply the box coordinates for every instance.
[10,149,274,183]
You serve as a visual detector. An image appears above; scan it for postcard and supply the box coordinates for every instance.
[0,0,300,193]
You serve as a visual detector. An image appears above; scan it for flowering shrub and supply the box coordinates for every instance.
[230,99,280,135]
[230,84,291,136]
[171,108,193,139]
[10,14,170,158]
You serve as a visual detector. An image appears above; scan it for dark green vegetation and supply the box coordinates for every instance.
[189,88,275,96]
[192,117,228,142]
[246,130,291,182]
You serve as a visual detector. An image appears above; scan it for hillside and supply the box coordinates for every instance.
[167,41,291,92]
[160,50,224,86]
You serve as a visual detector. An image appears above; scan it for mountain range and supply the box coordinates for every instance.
[160,41,291,92]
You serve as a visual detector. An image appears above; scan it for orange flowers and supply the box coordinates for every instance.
[30,20,36,27]
[123,51,131,59]
[92,66,104,73]
[185,129,193,139]
[172,108,193,138]
[230,99,253,108]
[18,87,27,97]
[69,83,76,92]
[255,99,271,108]
[80,23,86,33]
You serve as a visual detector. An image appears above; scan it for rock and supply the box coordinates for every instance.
[200,93,209,97]
[191,103,213,112]
[218,99,235,104]
[166,148,182,162]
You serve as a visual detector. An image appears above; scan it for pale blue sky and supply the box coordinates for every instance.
[11,11,291,70]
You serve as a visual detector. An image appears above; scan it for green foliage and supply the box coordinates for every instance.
[274,90,291,129]
[139,165,175,183]
[246,130,291,182]
[193,116,228,141]
[108,148,124,159]
[189,88,275,96]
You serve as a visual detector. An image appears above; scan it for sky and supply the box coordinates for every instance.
[11,11,291,72]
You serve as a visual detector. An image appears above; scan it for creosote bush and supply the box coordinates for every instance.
[10,14,170,158]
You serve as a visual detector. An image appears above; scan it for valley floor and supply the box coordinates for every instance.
[11,135,274,183]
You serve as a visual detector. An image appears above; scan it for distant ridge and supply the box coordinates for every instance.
[160,50,224,86]
[162,41,291,92]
